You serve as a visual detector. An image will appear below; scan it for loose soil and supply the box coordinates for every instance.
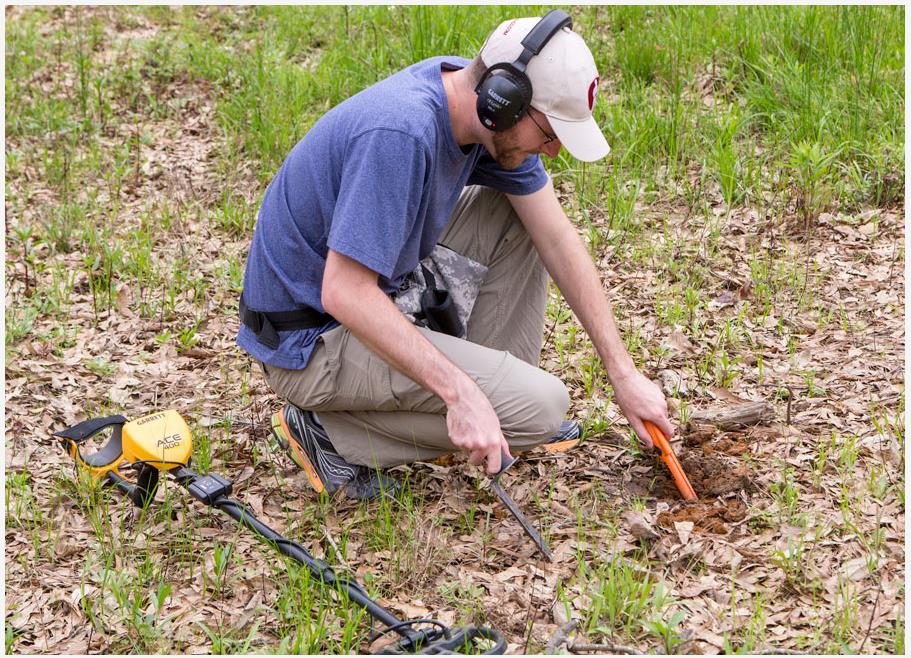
[642,423,756,535]
[657,500,749,534]
[646,424,755,501]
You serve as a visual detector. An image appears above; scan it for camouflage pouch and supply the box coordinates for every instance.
[394,244,488,337]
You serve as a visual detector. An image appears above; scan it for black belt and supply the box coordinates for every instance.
[239,292,334,350]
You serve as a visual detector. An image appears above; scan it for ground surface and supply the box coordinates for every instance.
[5,6,905,655]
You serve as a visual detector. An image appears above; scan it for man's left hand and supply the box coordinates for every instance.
[610,369,674,450]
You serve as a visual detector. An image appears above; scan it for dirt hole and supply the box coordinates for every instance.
[645,422,763,533]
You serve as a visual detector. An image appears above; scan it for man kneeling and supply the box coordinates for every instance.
[236,11,673,499]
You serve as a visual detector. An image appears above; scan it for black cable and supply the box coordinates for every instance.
[367,618,448,651]
[368,618,448,641]
[127,458,189,471]
[211,499,373,599]
[201,493,407,632]
[127,467,461,650]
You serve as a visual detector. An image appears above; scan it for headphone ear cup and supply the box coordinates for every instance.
[475,65,532,132]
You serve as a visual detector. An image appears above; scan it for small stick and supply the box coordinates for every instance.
[887,236,898,283]
[321,528,347,570]
[542,290,563,350]
[785,385,793,425]
[106,257,113,320]
[858,579,884,653]
[570,641,639,654]
[21,244,30,297]
[748,649,804,655]
[523,550,545,653]
[87,260,98,324]
[544,620,578,654]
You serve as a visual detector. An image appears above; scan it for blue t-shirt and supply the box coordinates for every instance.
[237,56,549,369]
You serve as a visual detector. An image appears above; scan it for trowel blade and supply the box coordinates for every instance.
[490,478,553,562]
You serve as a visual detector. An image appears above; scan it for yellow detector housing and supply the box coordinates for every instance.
[122,410,192,470]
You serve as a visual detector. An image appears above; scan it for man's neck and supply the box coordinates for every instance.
[442,69,491,151]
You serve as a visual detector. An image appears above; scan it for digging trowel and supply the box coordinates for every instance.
[489,450,553,561]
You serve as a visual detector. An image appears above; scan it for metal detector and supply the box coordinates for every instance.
[54,410,506,655]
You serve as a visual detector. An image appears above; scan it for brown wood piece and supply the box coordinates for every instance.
[689,401,772,430]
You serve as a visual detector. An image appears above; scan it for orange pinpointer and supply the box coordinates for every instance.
[644,421,697,501]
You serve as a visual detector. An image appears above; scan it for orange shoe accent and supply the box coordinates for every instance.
[276,410,325,494]
[539,437,581,454]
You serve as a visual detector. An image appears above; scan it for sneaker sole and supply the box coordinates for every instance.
[272,410,326,494]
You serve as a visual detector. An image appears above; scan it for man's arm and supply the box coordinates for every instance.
[321,249,510,473]
[507,178,674,447]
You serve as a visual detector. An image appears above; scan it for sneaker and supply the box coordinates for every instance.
[431,419,583,464]
[495,420,583,459]
[539,419,582,454]
[270,404,399,500]
[345,467,402,500]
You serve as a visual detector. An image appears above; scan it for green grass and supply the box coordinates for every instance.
[13,6,901,199]
[5,5,903,344]
[570,552,676,645]
[58,455,374,654]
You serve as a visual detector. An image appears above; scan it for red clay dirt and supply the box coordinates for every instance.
[645,423,755,534]
[679,453,751,496]
[648,448,751,499]
[656,499,748,534]
[650,425,751,501]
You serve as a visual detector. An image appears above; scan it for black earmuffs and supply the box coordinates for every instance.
[474,9,573,132]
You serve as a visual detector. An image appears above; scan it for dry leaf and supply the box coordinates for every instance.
[674,521,694,545]
[116,284,134,317]
[623,510,659,541]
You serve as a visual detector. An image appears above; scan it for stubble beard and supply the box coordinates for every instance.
[491,129,530,170]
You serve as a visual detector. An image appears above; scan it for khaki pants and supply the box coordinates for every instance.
[261,185,569,468]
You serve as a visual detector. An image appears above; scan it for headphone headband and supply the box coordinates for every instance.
[518,9,573,61]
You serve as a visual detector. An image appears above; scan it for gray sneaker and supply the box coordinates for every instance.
[345,467,402,501]
[270,404,400,500]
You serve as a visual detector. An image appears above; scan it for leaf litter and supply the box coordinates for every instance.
[5,6,904,655]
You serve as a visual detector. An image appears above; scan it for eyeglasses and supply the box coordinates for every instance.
[527,109,557,144]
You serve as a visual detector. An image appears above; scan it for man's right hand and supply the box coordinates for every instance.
[445,379,511,475]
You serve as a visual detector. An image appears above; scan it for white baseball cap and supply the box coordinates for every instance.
[480,17,610,162]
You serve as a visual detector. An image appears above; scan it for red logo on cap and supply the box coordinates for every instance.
[502,20,517,35]
[587,77,600,111]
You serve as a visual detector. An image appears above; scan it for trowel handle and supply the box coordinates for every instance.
[495,448,517,478]
[644,421,697,501]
